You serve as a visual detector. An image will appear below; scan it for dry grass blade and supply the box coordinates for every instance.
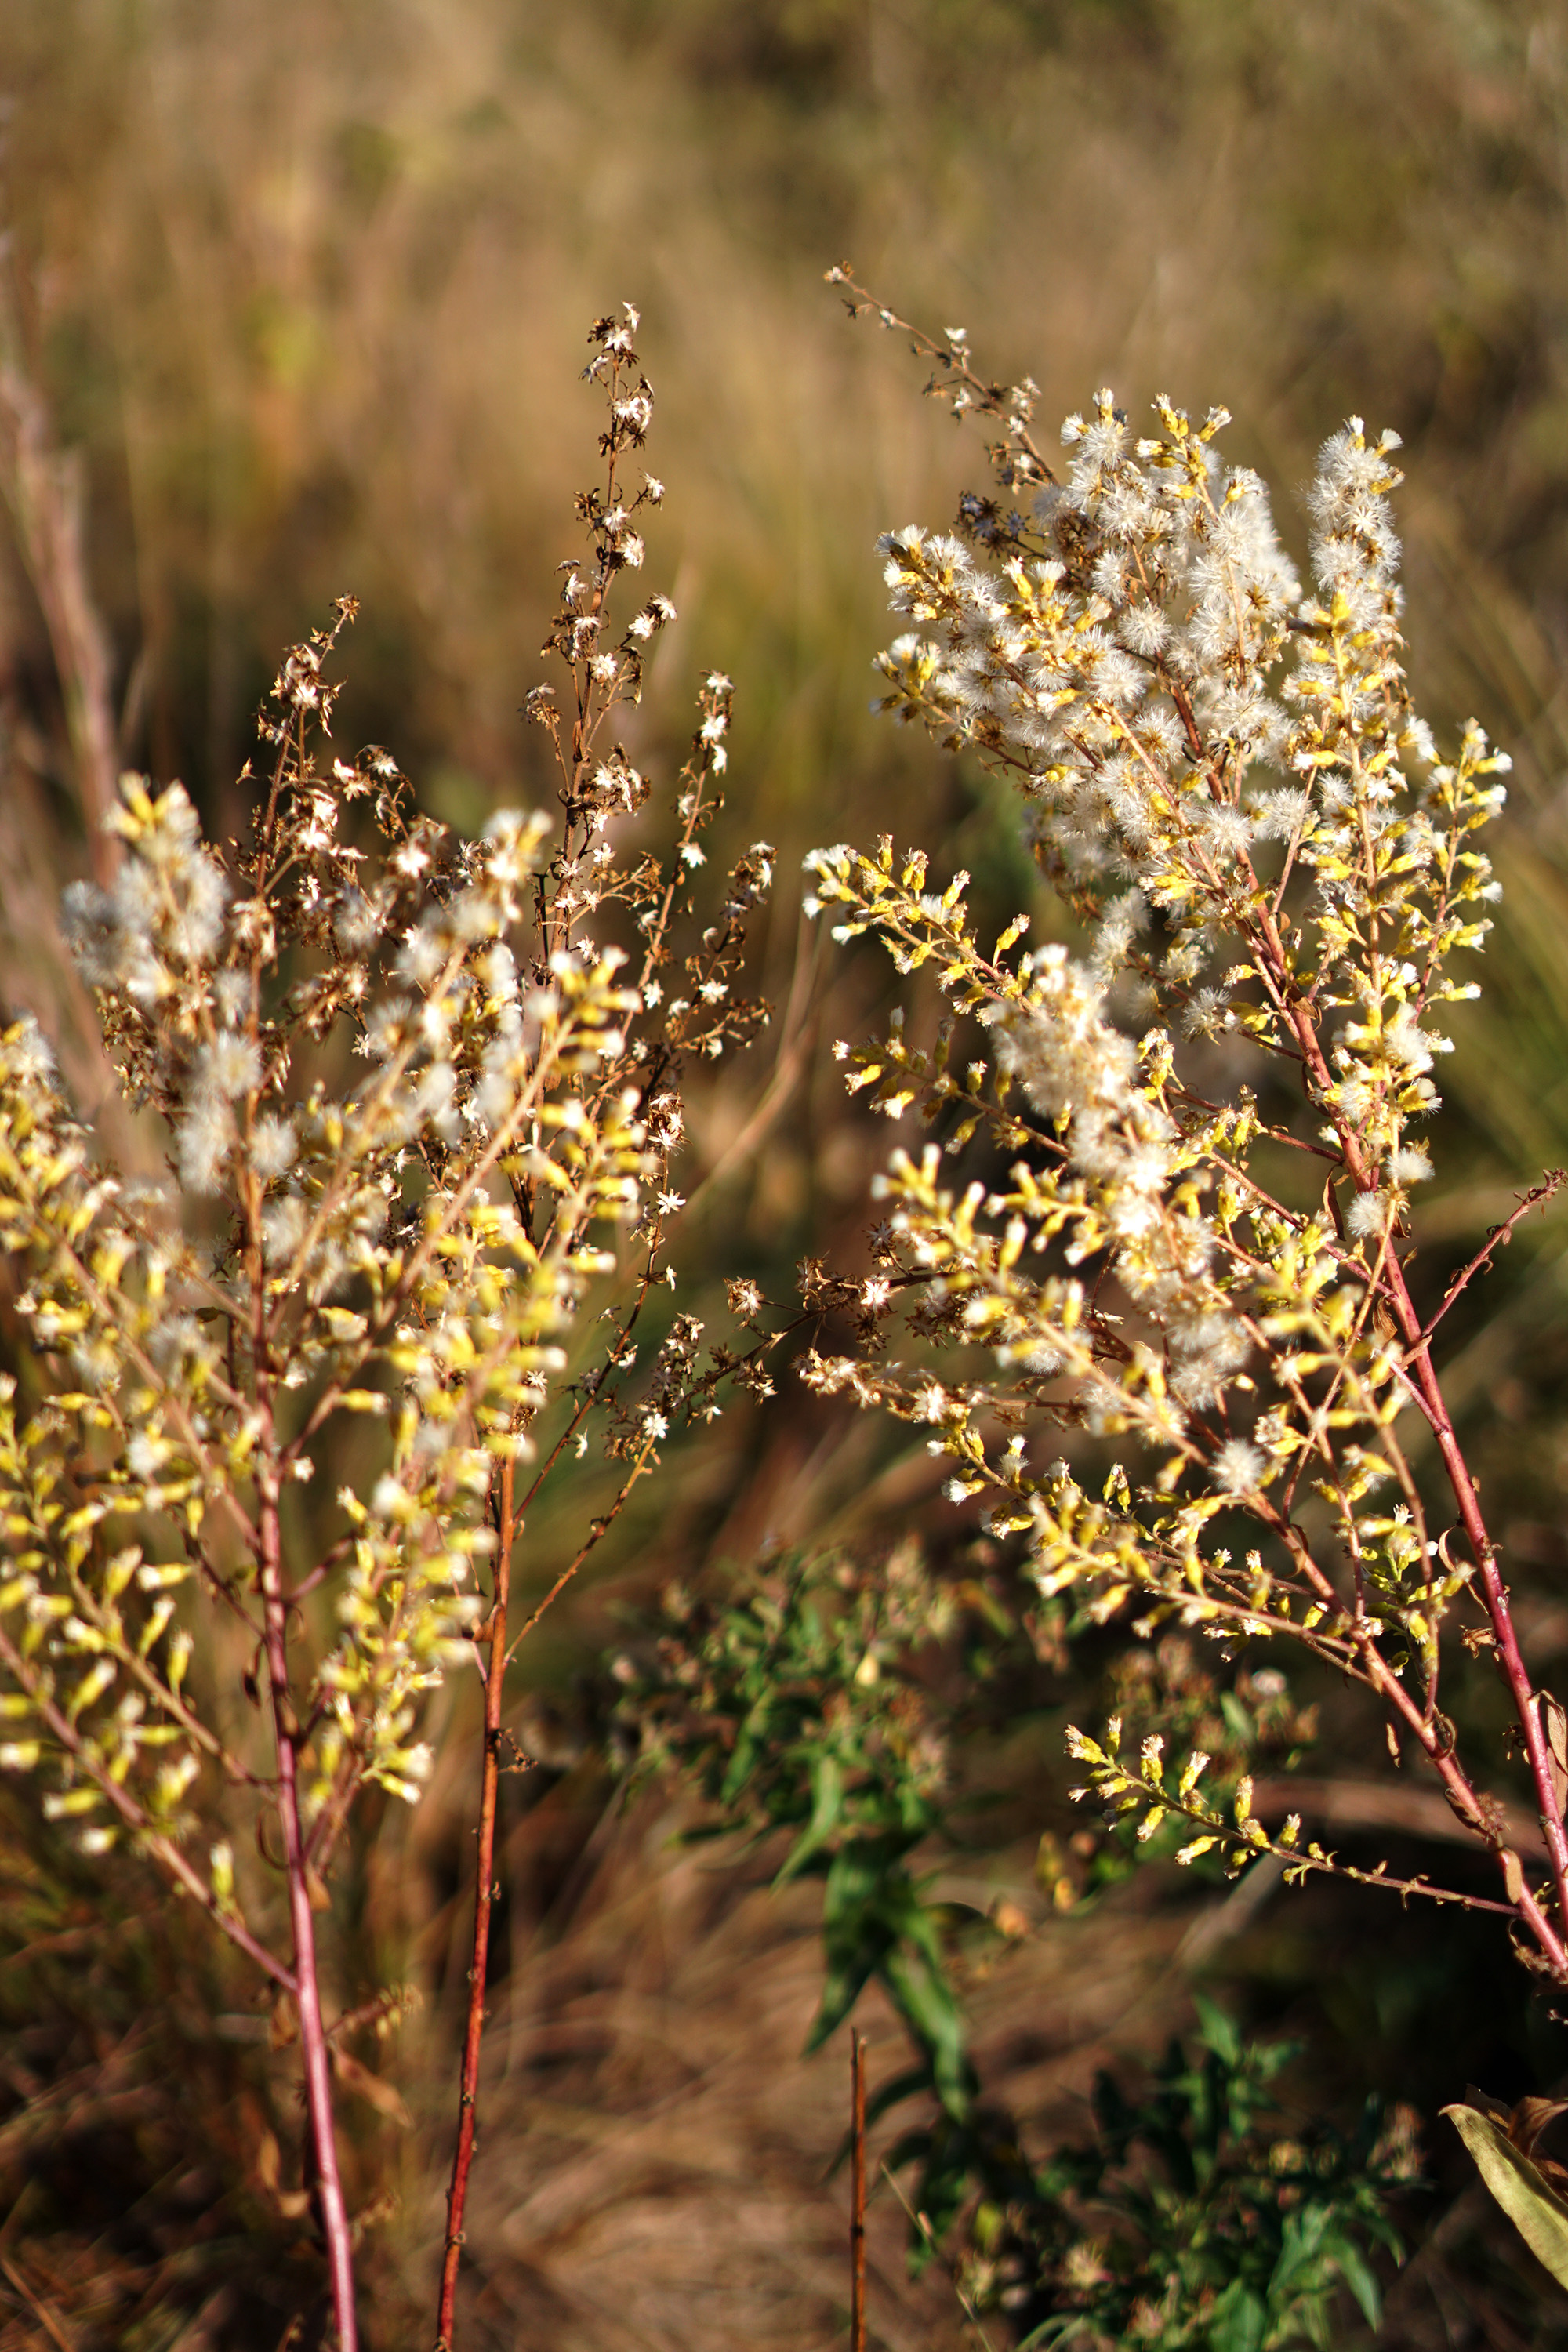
[0,2258,76,2352]
[0,271,117,884]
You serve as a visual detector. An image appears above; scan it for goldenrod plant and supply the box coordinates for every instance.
[771,272,1568,2283]
[0,307,771,2350]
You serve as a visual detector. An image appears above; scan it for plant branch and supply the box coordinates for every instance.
[1262,933,1568,1965]
[0,1618,294,1993]
[436,1454,516,2350]
[1416,1171,1566,1348]
[851,2031,867,2352]
[504,1437,658,1668]
[256,1460,357,2347]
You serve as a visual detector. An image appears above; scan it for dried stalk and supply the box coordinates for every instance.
[850,2031,867,2352]
[259,1471,357,2351]
[0,269,119,884]
[435,1455,516,2349]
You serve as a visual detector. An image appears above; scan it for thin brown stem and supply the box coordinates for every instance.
[0,286,119,887]
[0,2252,77,2352]
[504,1439,656,1668]
[436,1454,516,2350]
[259,1476,357,2350]
[851,2031,868,2352]
[1416,1171,1566,1348]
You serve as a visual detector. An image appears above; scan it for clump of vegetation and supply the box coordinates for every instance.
[974,1998,1418,2350]
[5,234,1568,2344]
[0,307,773,2347]
[793,274,1558,1973]
[615,274,1568,2323]
[612,1545,969,2102]
[612,1550,1414,2345]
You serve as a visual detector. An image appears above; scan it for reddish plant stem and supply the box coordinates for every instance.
[1342,1603,1565,1958]
[240,947,357,2352]
[1416,1171,1566,1348]
[1261,939,1568,1962]
[1391,1278,1568,1940]
[851,2031,868,2352]
[435,1456,516,2350]
[257,1475,358,2348]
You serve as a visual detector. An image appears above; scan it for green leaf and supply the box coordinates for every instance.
[1192,1991,1242,2070]
[775,1748,844,1884]
[863,2060,935,2134]
[1265,2201,1330,2302]
[1207,2277,1267,2352]
[806,1842,892,2048]
[1444,2101,1568,2290]
[1327,2228,1384,2330]
[1219,1691,1255,1749]
[718,1715,764,1807]
[882,1941,969,2117]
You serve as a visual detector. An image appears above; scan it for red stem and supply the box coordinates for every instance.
[435,1456,515,2350]
[1264,952,1568,1964]
[260,1477,358,2350]
[1392,1275,1568,1942]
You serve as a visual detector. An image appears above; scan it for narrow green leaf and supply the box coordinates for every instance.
[1192,1991,1242,2069]
[881,1944,968,2117]
[775,1748,844,1885]
[1327,2229,1384,2329]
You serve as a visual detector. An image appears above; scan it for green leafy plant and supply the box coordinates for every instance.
[977,1998,1416,2350]
[612,1544,971,2110]
[609,1541,1374,2327]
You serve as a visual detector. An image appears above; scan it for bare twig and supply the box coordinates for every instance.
[504,1439,659,1668]
[436,1454,517,2350]
[1416,1170,1566,1347]
[850,2031,867,2352]
[1252,1774,1545,1856]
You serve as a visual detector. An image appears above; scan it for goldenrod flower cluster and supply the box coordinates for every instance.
[800,281,1556,1962]
[0,309,771,1975]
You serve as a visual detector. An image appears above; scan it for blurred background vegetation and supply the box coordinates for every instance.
[8,1,1568,2345]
